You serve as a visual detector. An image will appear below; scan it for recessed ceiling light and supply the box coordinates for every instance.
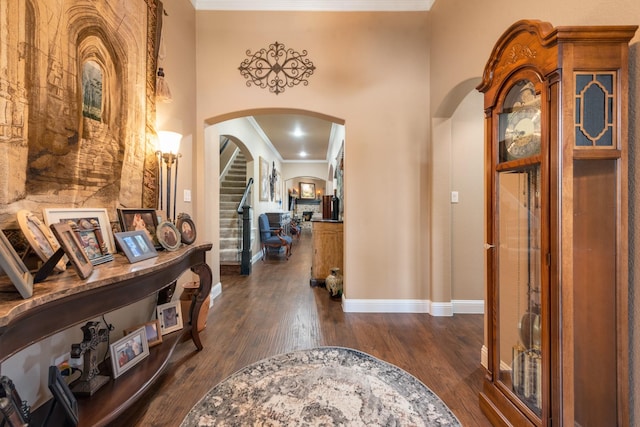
[292,127,304,138]
[299,151,308,157]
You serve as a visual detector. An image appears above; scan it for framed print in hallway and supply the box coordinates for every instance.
[300,182,315,199]
[259,156,270,201]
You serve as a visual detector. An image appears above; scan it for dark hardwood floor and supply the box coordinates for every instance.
[118,231,493,426]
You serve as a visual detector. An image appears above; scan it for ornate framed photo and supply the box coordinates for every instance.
[299,182,316,199]
[43,208,114,266]
[117,208,161,250]
[176,213,196,245]
[0,231,34,299]
[47,366,78,426]
[114,230,158,264]
[156,300,183,335]
[49,222,94,280]
[156,221,181,251]
[16,210,67,272]
[109,326,149,379]
[124,319,162,348]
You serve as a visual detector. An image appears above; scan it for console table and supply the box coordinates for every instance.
[0,241,213,426]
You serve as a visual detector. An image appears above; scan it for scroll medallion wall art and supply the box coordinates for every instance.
[238,41,316,95]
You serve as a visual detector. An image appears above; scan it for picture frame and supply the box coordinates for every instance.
[156,300,183,335]
[114,230,158,264]
[299,182,316,199]
[109,326,149,379]
[156,221,181,251]
[16,210,67,272]
[259,156,270,201]
[0,376,30,427]
[47,366,78,426]
[117,208,161,250]
[49,222,94,280]
[176,213,196,245]
[0,231,34,299]
[124,319,162,348]
[43,208,115,266]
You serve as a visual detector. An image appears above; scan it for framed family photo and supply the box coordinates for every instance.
[43,208,115,266]
[16,210,67,272]
[124,319,162,348]
[109,326,149,379]
[176,213,196,245]
[156,301,183,335]
[156,221,181,251]
[114,230,158,263]
[0,231,34,299]
[49,222,94,279]
[117,208,161,250]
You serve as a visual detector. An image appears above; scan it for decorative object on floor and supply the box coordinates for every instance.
[16,210,67,273]
[109,326,149,379]
[238,41,316,95]
[47,366,78,426]
[325,267,343,299]
[70,322,110,396]
[49,222,94,280]
[157,300,183,335]
[180,281,209,332]
[157,220,181,251]
[0,230,34,299]
[176,213,197,245]
[181,347,461,427]
[114,230,158,263]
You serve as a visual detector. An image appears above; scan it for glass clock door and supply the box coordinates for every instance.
[497,166,542,417]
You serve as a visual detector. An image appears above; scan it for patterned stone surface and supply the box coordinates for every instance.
[182,347,461,426]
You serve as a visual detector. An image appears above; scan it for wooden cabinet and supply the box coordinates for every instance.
[310,220,343,286]
[477,20,636,426]
[0,242,213,427]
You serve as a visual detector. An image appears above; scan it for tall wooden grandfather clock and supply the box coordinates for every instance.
[477,20,637,426]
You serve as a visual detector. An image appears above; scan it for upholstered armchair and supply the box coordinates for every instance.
[258,213,292,260]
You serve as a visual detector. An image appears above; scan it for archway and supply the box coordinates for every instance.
[203,108,346,275]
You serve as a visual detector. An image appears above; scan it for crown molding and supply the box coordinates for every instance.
[192,0,434,12]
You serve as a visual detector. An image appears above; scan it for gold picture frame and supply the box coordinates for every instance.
[16,210,67,272]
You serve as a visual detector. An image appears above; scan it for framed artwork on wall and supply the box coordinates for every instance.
[259,156,270,201]
[300,182,316,199]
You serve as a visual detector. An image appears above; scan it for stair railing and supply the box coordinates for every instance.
[238,178,254,275]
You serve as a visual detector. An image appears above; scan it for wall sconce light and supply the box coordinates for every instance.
[156,131,182,222]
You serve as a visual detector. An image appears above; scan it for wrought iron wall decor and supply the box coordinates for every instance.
[238,41,316,95]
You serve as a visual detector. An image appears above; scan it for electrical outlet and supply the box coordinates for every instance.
[69,356,83,369]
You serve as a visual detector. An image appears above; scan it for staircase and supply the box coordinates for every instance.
[219,152,247,271]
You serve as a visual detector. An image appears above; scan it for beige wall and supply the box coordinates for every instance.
[193,11,433,303]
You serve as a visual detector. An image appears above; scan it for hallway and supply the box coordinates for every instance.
[121,231,492,426]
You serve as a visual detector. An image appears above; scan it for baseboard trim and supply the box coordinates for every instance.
[342,298,484,316]
[452,299,485,314]
[210,282,222,307]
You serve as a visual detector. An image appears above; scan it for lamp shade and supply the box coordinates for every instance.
[157,131,182,154]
